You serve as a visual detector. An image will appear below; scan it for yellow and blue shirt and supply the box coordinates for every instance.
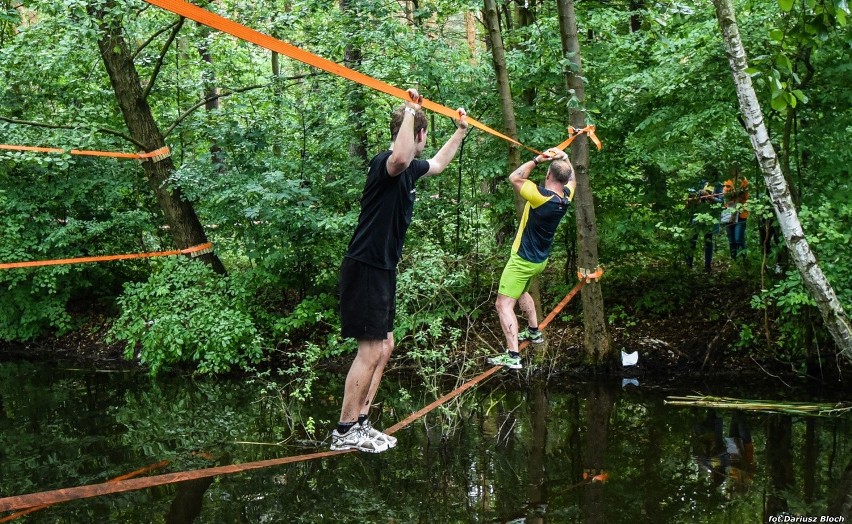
[511,180,574,263]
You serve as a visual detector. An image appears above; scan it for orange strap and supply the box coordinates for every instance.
[0,242,213,270]
[141,0,545,154]
[555,126,602,151]
[0,460,169,523]
[0,144,170,161]
[576,266,604,283]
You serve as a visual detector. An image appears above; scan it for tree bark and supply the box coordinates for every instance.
[340,0,368,166]
[91,2,225,274]
[516,0,537,109]
[196,23,224,174]
[483,0,544,322]
[557,0,614,371]
[712,0,852,360]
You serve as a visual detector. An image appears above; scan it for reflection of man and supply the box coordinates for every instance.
[331,88,469,453]
[487,148,575,369]
[693,411,755,494]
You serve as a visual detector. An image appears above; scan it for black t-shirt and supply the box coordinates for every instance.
[345,151,430,270]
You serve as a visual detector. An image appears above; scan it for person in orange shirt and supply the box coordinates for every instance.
[722,177,749,259]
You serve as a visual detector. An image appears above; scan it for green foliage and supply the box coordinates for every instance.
[752,188,852,349]
[110,257,263,375]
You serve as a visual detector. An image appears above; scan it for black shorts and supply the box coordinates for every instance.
[339,257,396,340]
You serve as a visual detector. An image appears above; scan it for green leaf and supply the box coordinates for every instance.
[769,29,785,41]
[786,92,797,108]
[792,89,809,103]
[775,53,793,73]
[779,0,794,11]
[771,94,788,111]
[745,67,761,76]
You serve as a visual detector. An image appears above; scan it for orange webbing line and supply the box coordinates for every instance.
[0,460,170,523]
[0,144,170,160]
[555,126,602,152]
[0,281,589,513]
[141,0,542,155]
[0,242,212,270]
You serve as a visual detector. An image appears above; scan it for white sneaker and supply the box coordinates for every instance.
[330,425,389,453]
[360,420,397,448]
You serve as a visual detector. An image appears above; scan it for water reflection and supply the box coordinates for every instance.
[0,361,850,523]
[692,410,755,496]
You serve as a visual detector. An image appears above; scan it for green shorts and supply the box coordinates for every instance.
[498,253,548,299]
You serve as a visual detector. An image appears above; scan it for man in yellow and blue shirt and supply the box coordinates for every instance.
[488,148,576,369]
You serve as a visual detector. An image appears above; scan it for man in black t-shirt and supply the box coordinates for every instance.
[331,88,468,453]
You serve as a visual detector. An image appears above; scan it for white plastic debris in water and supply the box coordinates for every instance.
[622,378,640,388]
[621,350,639,366]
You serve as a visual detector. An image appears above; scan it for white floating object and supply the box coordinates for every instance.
[621,350,639,367]
[622,378,640,388]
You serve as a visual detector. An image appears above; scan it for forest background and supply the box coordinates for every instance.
[0,0,850,384]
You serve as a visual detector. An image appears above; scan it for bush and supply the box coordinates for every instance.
[110,257,264,375]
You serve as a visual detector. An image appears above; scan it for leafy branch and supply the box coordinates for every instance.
[0,115,144,149]
[163,73,319,138]
[143,16,185,101]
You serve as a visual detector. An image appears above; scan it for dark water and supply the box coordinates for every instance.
[1,360,850,523]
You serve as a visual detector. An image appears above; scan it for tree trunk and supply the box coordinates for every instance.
[340,0,368,166]
[557,0,614,371]
[483,0,543,322]
[196,23,224,174]
[92,2,225,274]
[712,0,852,360]
[466,11,478,61]
[483,0,520,172]
[516,0,537,109]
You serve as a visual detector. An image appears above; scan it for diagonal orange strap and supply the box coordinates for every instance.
[141,0,543,154]
[555,126,602,151]
[0,243,212,270]
[0,144,170,161]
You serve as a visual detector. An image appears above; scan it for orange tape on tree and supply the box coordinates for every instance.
[555,126,602,151]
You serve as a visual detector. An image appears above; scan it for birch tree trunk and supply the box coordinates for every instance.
[483,0,544,322]
[557,0,614,371]
[712,0,852,360]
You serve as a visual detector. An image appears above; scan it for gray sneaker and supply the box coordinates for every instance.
[487,353,522,369]
[360,420,397,448]
[330,425,389,453]
[518,328,543,343]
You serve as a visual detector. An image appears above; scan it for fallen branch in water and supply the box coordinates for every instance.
[664,395,852,417]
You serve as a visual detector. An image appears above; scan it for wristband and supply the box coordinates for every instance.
[404,107,416,116]
[532,158,540,166]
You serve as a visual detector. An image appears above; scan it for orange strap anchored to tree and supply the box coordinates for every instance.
[0,144,171,161]
[555,126,602,152]
[141,0,548,154]
[577,266,604,283]
[0,242,213,271]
